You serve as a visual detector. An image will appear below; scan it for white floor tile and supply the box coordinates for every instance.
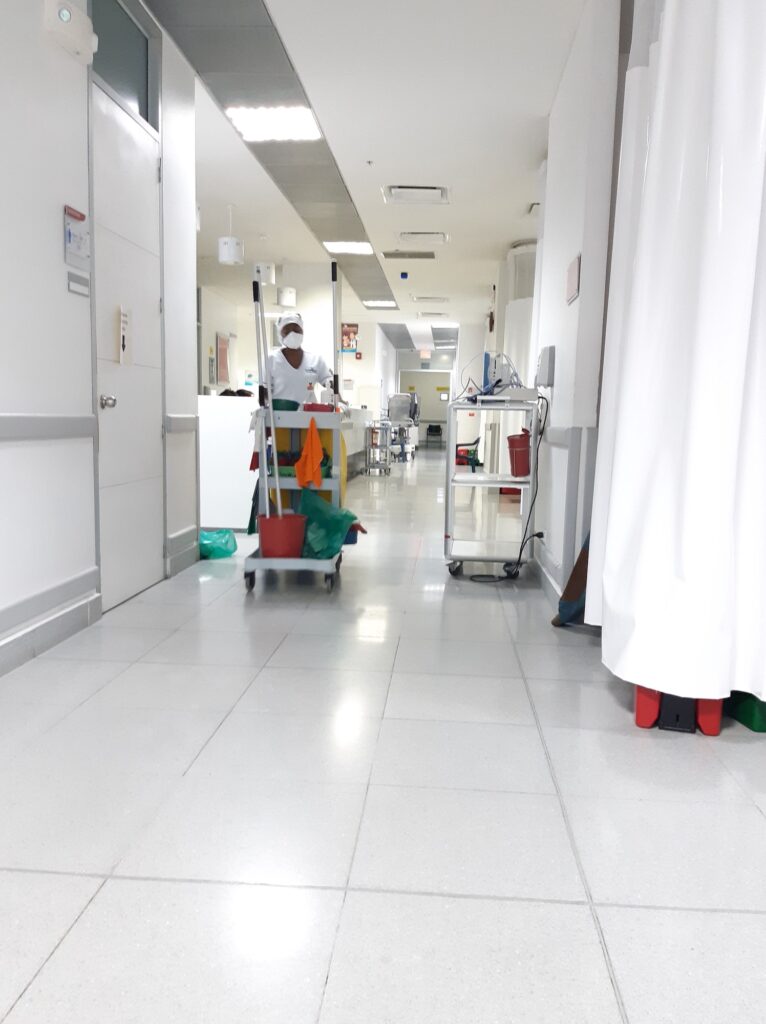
[399,604,512,640]
[320,892,622,1024]
[96,601,197,630]
[710,727,766,813]
[7,880,343,1024]
[141,629,285,667]
[179,603,294,634]
[0,702,71,764]
[133,578,236,607]
[568,798,766,909]
[599,906,766,1024]
[544,727,750,803]
[116,776,367,886]
[267,634,398,673]
[237,666,390,718]
[350,785,584,900]
[528,676,635,732]
[0,872,101,1019]
[42,626,173,663]
[384,672,534,725]
[394,637,521,677]
[0,706,221,872]
[0,660,129,707]
[371,719,554,793]
[506,607,601,647]
[193,709,380,785]
[290,606,405,638]
[515,642,615,681]
[89,662,257,711]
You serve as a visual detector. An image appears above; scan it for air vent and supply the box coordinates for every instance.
[383,185,450,205]
[398,231,448,245]
[382,250,435,260]
[417,311,449,319]
[412,295,449,303]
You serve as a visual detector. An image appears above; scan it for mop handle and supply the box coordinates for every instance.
[253,278,283,517]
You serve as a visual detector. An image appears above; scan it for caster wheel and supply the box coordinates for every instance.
[244,571,256,591]
[448,561,463,577]
[324,573,336,593]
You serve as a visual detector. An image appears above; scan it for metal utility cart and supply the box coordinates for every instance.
[244,262,346,593]
[365,420,392,475]
[444,393,540,577]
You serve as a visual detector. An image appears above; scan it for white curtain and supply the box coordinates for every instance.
[587,0,766,700]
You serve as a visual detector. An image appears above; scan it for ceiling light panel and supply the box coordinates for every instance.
[323,241,374,255]
[398,232,448,245]
[363,299,398,308]
[225,105,321,142]
[383,185,450,205]
[382,250,435,260]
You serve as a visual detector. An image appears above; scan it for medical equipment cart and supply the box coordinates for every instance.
[365,420,392,474]
[244,262,346,593]
[444,393,540,577]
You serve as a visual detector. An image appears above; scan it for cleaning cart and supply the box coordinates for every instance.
[244,263,348,593]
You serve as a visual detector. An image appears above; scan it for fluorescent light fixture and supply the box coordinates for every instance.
[225,105,321,142]
[362,299,397,308]
[323,241,374,255]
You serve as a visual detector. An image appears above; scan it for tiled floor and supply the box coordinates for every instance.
[1,451,765,1022]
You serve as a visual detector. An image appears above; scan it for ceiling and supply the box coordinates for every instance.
[153,0,586,339]
[194,78,325,303]
[263,0,587,326]
[146,0,395,306]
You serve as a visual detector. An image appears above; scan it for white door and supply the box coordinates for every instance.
[92,84,164,610]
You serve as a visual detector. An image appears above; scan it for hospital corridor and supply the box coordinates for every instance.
[2,0,766,1021]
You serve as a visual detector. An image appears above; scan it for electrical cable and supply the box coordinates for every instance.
[469,394,549,584]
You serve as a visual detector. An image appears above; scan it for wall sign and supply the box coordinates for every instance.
[63,205,90,273]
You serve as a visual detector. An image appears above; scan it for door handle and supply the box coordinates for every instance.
[99,394,118,410]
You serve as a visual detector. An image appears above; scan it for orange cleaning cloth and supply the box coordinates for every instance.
[295,416,323,489]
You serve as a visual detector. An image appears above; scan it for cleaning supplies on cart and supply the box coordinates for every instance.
[299,488,358,559]
[295,417,324,489]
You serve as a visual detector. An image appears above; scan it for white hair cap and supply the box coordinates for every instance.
[277,313,303,333]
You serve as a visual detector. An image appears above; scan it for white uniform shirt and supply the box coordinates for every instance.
[267,349,332,405]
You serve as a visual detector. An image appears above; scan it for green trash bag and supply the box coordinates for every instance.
[299,488,357,559]
[199,529,238,560]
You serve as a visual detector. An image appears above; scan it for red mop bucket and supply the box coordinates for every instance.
[507,429,531,477]
[258,514,307,558]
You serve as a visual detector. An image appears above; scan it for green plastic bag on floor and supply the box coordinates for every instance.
[199,529,238,559]
[299,488,357,559]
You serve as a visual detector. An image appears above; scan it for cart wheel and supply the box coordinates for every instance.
[448,561,463,577]
[244,571,256,591]
[324,573,336,593]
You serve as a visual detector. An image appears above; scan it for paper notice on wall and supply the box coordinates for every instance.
[64,205,90,273]
[119,306,131,364]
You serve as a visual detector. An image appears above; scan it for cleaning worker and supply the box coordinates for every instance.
[268,313,337,406]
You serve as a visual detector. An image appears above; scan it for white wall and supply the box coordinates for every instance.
[399,371,451,423]
[199,287,239,389]
[161,38,199,561]
[0,0,97,649]
[454,323,487,443]
[376,327,398,413]
[531,0,620,591]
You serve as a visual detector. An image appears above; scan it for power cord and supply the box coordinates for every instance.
[469,394,549,584]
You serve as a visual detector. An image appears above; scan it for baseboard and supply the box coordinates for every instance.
[0,592,101,678]
[166,526,199,577]
[529,555,562,608]
[167,543,199,577]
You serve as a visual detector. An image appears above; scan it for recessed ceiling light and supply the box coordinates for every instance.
[383,186,450,205]
[225,106,321,142]
[363,300,398,308]
[323,241,374,255]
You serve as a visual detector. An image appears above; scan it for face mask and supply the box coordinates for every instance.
[282,332,303,350]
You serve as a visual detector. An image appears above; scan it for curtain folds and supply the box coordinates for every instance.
[587,0,766,700]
